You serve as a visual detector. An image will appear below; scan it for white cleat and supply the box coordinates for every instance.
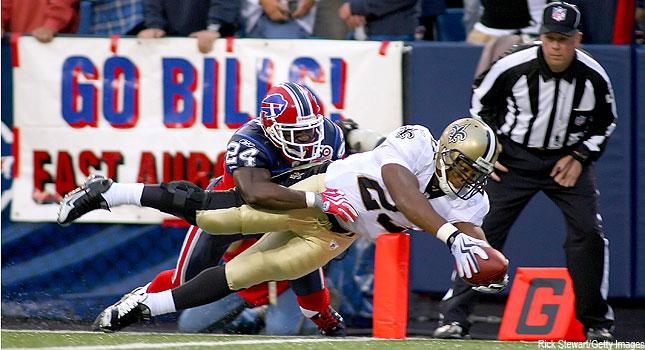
[57,174,112,226]
[92,286,151,332]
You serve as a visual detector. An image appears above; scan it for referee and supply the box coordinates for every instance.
[434,2,617,342]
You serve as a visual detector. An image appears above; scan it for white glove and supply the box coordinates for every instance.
[448,231,489,279]
[472,274,510,294]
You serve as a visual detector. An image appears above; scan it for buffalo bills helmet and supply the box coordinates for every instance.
[260,82,325,162]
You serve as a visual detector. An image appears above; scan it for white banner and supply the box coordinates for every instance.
[11,37,403,223]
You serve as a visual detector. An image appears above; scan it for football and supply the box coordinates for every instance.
[463,246,509,286]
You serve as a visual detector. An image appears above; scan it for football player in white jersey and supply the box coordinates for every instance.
[81,118,507,332]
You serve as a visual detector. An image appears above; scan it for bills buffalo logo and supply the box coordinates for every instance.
[395,127,416,139]
[551,6,567,22]
[261,94,288,118]
[448,123,469,143]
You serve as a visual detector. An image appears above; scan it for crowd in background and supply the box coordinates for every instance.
[2,0,644,52]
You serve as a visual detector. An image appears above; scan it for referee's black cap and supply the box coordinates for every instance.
[540,2,582,36]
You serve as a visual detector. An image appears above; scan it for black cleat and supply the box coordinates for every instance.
[311,306,346,337]
[92,286,151,333]
[57,174,112,226]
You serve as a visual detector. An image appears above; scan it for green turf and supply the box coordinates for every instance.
[0,330,550,349]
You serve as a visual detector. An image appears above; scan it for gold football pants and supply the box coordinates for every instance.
[195,174,358,290]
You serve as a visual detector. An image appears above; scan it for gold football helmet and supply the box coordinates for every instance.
[436,118,499,200]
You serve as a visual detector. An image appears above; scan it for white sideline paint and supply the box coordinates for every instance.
[5,338,385,350]
[3,330,403,350]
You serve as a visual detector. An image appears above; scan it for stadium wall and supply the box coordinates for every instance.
[635,46,645,297]
[1,39,643,324]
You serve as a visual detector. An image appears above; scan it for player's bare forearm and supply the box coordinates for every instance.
[233,167,307,209]
[382,163,446,235]
[244,182,308,209]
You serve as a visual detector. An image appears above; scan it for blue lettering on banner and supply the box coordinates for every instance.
[289,57,323,84]
[103,56,139,128]
[225,57,250,128]
[162,58,197,128]
[57,55,348,129]
[256,58,274,118]
[202,58,219,128]
[61,56,98,127]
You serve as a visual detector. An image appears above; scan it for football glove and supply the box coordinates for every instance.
[472,274,510,294]
[447,231,489,279]
[314,188,359,223]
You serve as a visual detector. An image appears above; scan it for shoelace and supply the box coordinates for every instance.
[116,293,142,317]
[58,176,100,208]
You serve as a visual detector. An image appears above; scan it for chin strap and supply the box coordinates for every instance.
[437,165,458,199]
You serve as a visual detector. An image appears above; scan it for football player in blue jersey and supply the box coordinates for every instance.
[58,82,357,335]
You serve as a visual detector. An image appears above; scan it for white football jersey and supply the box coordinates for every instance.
[325,125,489,240]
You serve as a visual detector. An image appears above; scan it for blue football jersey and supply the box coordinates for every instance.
[225,118,346,176]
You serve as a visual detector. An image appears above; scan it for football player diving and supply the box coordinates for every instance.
[60,82,367,335]
[59,117,508,333]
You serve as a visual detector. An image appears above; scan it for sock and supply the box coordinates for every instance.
[296,287,330,318]
[146,269,180,293]
[102,183,144,208]
[172,265,234,310]
[144,290,176,317]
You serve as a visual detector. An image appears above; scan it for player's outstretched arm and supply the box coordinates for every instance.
[234,167,310,209]
[382,163,488,278]
[382,163,447,233]
[234,167,358,223]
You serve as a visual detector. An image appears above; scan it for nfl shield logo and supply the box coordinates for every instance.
[551,6,567,21]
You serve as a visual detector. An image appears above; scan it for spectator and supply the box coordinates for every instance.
[470,0,546,76]
[138,0,240,54]
[418,0,446,41]
[88,0,144,36]
[1,0,79,43]
[338,0,418,41]
[462,0,481,35]
[466,0,545,44]
[434,2,617,342]
[313,0,349,39]
[242,0,317,39]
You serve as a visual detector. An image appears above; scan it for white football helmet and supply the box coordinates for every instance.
[436,118,499,200]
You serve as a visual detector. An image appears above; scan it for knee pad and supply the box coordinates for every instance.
[160,181,207,224]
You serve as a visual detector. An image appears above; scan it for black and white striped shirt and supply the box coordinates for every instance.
[470,44,617,162]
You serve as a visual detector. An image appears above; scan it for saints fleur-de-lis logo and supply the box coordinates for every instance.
[395,126,416,139]
[448,123,470,144]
